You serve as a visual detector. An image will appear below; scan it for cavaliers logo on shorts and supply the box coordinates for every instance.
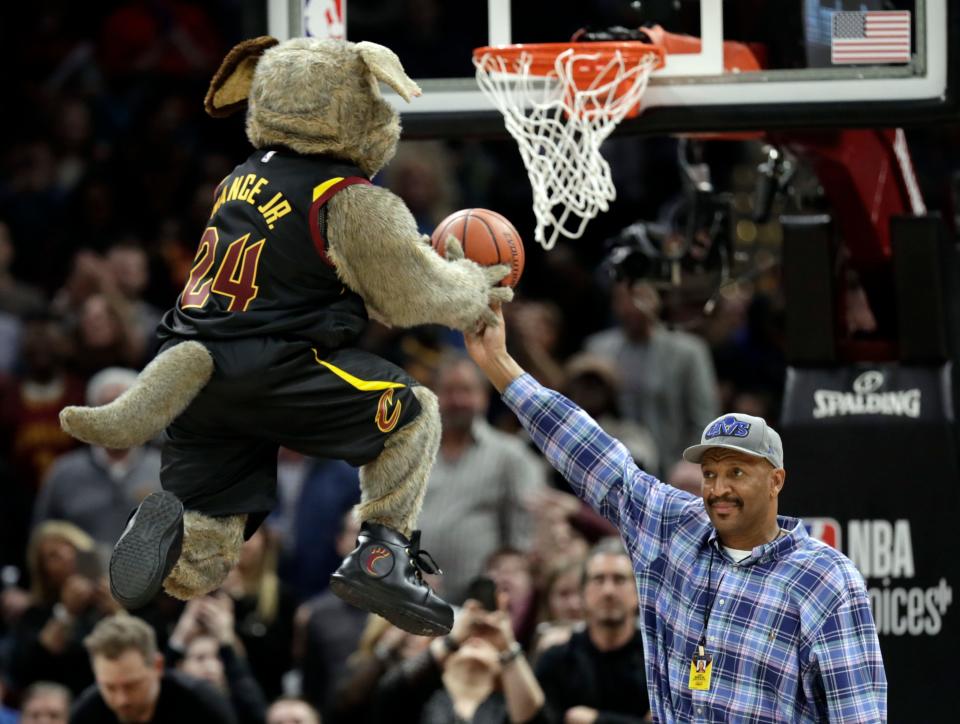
[375,388,403,433]
[362,544,395,578]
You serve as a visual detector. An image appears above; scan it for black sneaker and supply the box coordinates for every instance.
[329,523,454,636]
[109,491,184,610]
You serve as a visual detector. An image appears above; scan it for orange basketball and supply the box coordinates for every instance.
[431,208,525,288]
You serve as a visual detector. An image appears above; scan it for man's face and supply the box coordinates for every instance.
[583,553,638,629]
[437,361,488,432]
[266,701,319,724]
[21,692,70,724]
[701,449,784,543]
[93,650,162,724]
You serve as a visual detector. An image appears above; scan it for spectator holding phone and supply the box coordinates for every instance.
[168,594,269,724]
[7,521,118,696]
[369,596,547,723]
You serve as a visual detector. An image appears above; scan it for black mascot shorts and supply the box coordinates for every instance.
[159,337,422,524]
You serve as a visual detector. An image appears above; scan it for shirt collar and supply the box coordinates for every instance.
[707,515,807,565]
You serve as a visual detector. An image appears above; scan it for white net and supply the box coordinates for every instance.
[475,47,659,250]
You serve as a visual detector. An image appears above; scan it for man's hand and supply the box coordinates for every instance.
[564,706,599,724]
[463,304,525,392]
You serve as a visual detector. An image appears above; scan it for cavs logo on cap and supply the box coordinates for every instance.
[362,545,394,578]
[375,389,402,433]
[705,415,751,440]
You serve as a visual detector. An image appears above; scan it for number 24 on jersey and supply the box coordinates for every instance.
[180,227,266,312]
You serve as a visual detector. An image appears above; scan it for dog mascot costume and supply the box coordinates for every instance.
[59,36,512,635]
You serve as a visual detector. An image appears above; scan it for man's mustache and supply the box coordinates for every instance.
[708,496,742,506]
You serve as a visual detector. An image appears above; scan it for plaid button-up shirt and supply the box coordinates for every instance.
[504,374,886,722]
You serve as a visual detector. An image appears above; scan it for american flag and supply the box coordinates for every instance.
[831,10,911,64]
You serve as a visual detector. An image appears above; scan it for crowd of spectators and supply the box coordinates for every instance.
[12,1,952,722]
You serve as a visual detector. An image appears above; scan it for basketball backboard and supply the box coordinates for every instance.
[270,0,956,137]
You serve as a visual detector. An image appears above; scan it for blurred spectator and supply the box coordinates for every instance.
[0,142,68,289]
[504,300,566,392]
[585,280,718,474]
[535,539,650,722]
[50,251,111,323]
[562,353,658,473]
[106,240,163,358]
[97,1,222,79]
[539,560,584,628]
[666,459,702,497]
[711,292,786,419]
[169,596,268,724]
[221,529,296,700]
[0,314,84,491]
[266,697,320,724]
[382,141,458,233]
[0,312,19,374]
[71,613,235,723]
[72,292,145,376]
[273,451,360,601]
[19,681,71,724]
[294,511,366,719]
[420,354,546,602]
[524,487,604,575]
[328,616,417,723]
[7,521,117,696]
[530,559,587,664]
[483,549,539,651]
[0,221,45,318]
[0,679,15,724]
[32,367,161,545]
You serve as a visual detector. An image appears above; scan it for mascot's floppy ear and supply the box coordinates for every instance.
[356,41,422,103]
[204,36,279,117]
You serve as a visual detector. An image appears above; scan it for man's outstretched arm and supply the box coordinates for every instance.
[464,306,698,547]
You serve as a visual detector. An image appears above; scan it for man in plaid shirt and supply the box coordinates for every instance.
[465,307,886,723]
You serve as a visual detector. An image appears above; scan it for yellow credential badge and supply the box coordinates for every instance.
[688,650,713,691]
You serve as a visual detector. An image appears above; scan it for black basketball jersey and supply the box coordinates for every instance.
[158,148,371,349]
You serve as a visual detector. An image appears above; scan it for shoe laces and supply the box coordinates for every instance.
[406,530,443,577]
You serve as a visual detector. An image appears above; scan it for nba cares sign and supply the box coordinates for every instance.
[304,0,346,40]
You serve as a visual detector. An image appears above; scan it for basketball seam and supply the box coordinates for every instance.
[474,215,503,267]
[460,213,470,259]
[487,212,520,284]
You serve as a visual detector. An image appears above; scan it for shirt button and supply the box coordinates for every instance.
[697,707,703,714]
[719,599,725,605]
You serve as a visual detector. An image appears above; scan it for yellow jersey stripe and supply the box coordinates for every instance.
[313,177,345,202]
[312,349,406,391]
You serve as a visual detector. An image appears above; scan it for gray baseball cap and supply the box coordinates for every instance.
[682,413,784,469]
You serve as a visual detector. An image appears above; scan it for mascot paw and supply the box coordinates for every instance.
[443,236,465,261]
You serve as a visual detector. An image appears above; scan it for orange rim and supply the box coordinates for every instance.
[473,41,665,82]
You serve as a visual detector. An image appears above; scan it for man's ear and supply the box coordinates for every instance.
[204,36,279,117]
[356,42,422,102]
[770,468,786,497]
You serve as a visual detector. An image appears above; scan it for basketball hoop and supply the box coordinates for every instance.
[473,41,665,250]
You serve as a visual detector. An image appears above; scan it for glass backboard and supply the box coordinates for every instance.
[271,0,955,136]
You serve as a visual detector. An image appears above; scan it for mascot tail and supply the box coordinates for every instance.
[60,341,214,448]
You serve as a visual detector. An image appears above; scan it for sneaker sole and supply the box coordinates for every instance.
[109,491,184,610]
[329,576,452,636]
